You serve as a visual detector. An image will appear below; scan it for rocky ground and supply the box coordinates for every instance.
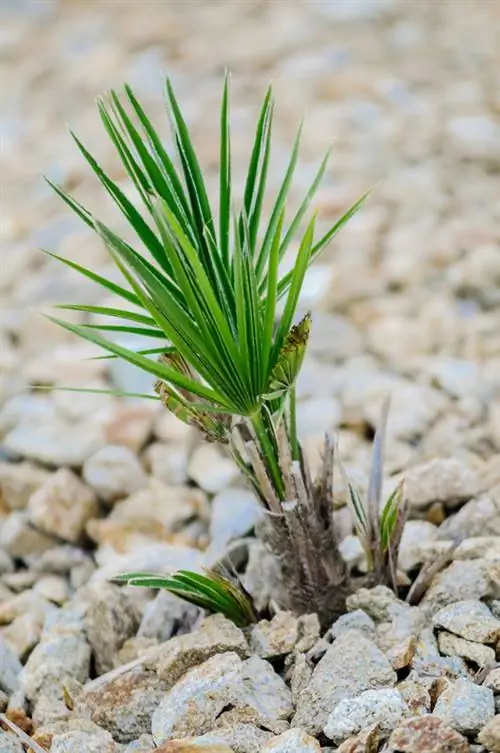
[2,0,500,750]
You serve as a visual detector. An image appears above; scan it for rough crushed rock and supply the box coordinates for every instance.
[2,0,500,751]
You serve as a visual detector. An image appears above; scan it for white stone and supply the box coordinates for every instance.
[324,687,407,743]
[83,444,148,503]
[188,445,239,494]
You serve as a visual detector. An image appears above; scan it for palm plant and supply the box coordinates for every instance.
[46,74,372,626]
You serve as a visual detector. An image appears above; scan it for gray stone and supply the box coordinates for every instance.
[426,358,480,398]
[433,600,500,644]
[324,687,407,744]
[33,574,70,605]
[241,540,282,613]
[1,612,44,660]
[82,444,148,503]
[138,589,200,643]
[81,582,141,675]
[421,559,500,614]
[313,0,396,21]
[439,495,500,539]
[0,512,56,559]
[478,715,500,752]
[438,631,495,668]
[78,662,165,744]
[411,627,469,681]
[397,677,431,716]
[404,458,479,511]
[189,724,273,753]
[123,737,155,752]
[398,521,439,572]
[20,628,91,702]
[208,488,262,552]
[249,613,300,659]
[293,631,396,734]
[0,461,50,510]
[3,421,103,468]
[51,726,121,753]
[0,589,57,626]
[154,613,249,688]
[0,550,14,576]
[188,445,239,494]
[485,668,500,692]
[152,652,292,744]
[329,609,376,640]
[143,442,188,486]
[28,467,98,543]
[447,114,500,167]
[434,678,495,734]
[0,735,24,753]
[261,728,321,752]
[91,542,204,584]
[0,636,22,694]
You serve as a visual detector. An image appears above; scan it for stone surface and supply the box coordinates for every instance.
[4,0,500,744]
[28,467,98,543]
[0,461,50,510]
[433,600,500,644]
[388,715,469,753]
[421,559,500,613]
[293,631,397,734]
[152,652,292,744]
[81,582,141,675]
[0,636,23,694]
[437,631,495,668]
[186,724,272,753]
[154,614,249,688]
[0,735,25,753]
[439,495,500,539]
[403,458,479,510]
[78,662,167,744]
[156,743,234,753]
[50,725,122,753]
[188,445,239,494]
[433,678,495,734]
[249,613,300,659]
[0,512,56,558]
[324,688,407,743]
[478,715,500,753]
[208,488,262,554]
[138,590,200,643]
[3,421,103,468]
[82,444,148,503]
[20,624,91,702]
[1,612,44,660]
[260,728,321,752]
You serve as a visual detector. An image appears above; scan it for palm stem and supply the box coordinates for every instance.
[288,385,299,461]
[250,408,285,499]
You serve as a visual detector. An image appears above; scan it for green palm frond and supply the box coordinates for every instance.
[113,569,257,627]
[47,74,368,422]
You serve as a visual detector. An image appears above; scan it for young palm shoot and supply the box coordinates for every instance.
[47,74,369,626]
[343,398,408,593]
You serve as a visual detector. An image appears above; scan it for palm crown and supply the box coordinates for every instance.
[47,75,367,431]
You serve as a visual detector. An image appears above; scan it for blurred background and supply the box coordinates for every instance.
[1,0,500,473]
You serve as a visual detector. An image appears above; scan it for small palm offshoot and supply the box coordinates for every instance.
[47,74,378,626]
[342,399,408,594]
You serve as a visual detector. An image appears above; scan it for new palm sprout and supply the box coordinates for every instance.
[46,75,390,626]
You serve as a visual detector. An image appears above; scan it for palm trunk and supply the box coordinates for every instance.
[233,418,349,629]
